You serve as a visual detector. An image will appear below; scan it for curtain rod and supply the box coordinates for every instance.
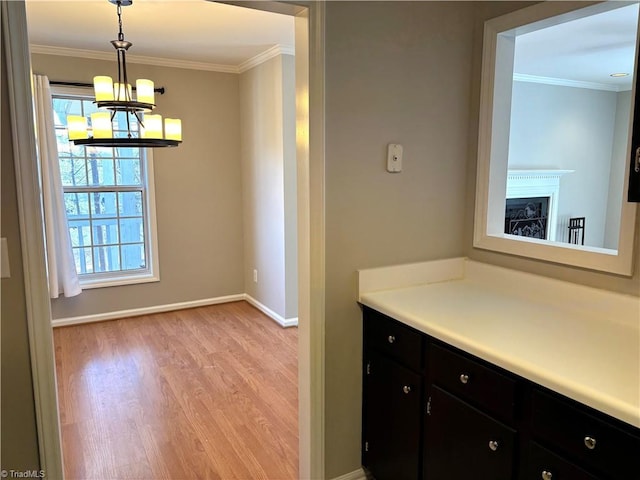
[49,80,165,95]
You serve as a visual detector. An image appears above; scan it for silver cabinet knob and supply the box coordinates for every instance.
[541,471,553,480]
[387,335,396,344]
[488,440,499,451]
[402,385,411,394]
[584,436,597,450]
[459,373,470,384]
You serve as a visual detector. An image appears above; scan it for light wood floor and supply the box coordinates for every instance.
[53,301,298,480]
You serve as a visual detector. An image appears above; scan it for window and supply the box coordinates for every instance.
[51,87,159,288]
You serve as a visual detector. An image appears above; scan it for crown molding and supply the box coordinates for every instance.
[513,72,629,92]
[30,44,240,73]
[30,43,296,75]
[238,44,295,73]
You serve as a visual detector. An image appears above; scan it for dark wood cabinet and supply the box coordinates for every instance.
[529,390,640,480]
[362,307,425,480]
[362,351,422,480]
[429,343,517,424]
[629,143,640,202]
[361,306,640,480]
[424,386,516,480]
[525,442,599,480]
[629,44,640,202]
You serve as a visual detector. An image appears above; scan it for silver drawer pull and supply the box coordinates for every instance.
[488,440,499,451]
[387,335,396,344]
[459,373,470,384]
[541,471,553,480]
[635,146,640,173]
[584,436,597,450]
[402,385,411,394]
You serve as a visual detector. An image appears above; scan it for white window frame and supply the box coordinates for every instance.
[51,85,160,289]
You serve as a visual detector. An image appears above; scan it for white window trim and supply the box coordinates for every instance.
[79,149,160,289]
[51,85,160,288]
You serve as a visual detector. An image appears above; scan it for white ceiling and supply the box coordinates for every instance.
[514,3,639,91]
[25,1,640,88]
[25,0,295,70]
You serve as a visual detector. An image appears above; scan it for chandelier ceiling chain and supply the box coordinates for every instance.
[116,1,125,42]
[112,1,139,137]
[66,0,182,148]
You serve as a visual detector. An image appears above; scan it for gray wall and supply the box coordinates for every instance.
[324,2,476,476]
[605,90,632,249]
[324,1,638,477]
[1,42,41,472]
[30,54,245,319]
[508,81,621,248]
[239,54,297,320]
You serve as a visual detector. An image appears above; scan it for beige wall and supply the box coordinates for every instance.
[1,43,41,472]
[239,54,297,320]
[30,54,245,319]
[11,2,640,479]
[323,1,639,477]
[324,2,477,476]
[283,54,298,319]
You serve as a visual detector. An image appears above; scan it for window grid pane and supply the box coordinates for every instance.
[53,93,149,277]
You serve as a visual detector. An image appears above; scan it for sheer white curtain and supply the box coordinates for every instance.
[33,74,82,298]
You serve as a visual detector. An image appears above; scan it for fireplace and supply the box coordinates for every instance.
[505,170,572,242]
[504,196,550,239]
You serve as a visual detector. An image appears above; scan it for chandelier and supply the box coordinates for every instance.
[66,0,182,148]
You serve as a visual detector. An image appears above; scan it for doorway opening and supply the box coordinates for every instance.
[2,1,324,478]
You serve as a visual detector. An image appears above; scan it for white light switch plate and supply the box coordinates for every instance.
[387,144,403,173]
[1,238,10,279]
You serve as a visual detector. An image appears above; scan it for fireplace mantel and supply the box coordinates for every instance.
[507,169,574,183]
[506,169,573,242]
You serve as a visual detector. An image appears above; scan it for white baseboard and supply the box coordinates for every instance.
[51,293,299,328]
[244,294,299,328]
[51,294,245,327]
[331,468,367,480]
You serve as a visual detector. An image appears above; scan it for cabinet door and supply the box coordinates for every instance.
[525,442,600,480]
[363,351,422,480]
[630,41,640,202]
[530,390,640,479]
[424,386,516,480]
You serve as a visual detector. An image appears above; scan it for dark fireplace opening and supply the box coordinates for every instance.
[504,196,549,240]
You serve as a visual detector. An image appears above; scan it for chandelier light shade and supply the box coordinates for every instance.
[67,115,88,140]
[165,118,182,141]
[67,0,182,148]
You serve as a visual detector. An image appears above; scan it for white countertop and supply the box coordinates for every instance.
[358,258,640,428]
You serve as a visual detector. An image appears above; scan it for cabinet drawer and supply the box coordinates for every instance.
[531,390,640,479]
[526,441,599,480]
[363,307,423,371]
[429,343,516,424]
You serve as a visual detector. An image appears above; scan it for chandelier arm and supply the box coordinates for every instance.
[133,110,145,128]
[121,51,131,102]
[116,50,123,97]
[125,108,132,138]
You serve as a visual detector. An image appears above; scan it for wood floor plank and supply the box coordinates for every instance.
[54,301,298,480]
